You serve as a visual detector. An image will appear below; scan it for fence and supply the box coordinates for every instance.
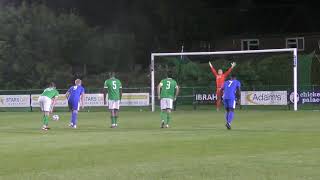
[0,85,319,112]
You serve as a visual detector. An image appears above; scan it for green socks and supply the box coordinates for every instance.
[42,115,49,126]
[160,111,167,122]
[160,111,171,125]
[111,116,118,125]
[166,112,171,125]
[111,117,115,125]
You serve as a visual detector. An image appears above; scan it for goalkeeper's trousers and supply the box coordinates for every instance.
[216,88,222,110]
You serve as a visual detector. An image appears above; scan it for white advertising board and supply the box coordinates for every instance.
[31,93,149,107]
[119,93,149,106]
[0,95,30,107]
[241,91,287,105]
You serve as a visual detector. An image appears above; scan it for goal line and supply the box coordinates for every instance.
[151,48,298,112]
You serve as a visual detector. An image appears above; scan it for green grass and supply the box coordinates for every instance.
[0,110,319,180]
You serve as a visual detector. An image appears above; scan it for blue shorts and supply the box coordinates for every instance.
[223,99,236,109]
[68,100,80,111]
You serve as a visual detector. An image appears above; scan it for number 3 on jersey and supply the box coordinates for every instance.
[166,81,171,89]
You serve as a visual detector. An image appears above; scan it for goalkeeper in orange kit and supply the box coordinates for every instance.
[209,61,236,111]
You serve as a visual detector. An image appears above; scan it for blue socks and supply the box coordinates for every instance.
[225,111,234,124]
[228,111,234,124]
[225,112,229,123]
[71,111,78,125]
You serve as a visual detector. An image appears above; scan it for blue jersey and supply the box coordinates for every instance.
[223,79,241,100]
[67,85,85,102]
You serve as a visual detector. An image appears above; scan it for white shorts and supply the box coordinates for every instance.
[108,100,120,110]
[38,96,52,112]
[160,98,173,110]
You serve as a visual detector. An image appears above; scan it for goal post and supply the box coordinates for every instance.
[151,48,298,112]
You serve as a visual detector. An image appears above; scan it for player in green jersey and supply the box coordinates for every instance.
[157,73,180,128]
[104,72,122,128]
[38,82,59,130]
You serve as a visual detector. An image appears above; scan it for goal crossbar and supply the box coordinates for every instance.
[151,48,298,111]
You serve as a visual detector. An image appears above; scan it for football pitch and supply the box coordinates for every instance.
[0,110,319,180]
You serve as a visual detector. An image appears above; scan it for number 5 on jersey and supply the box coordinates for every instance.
[112,81,117,89]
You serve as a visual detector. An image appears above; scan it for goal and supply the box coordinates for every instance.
[150,48,298,112]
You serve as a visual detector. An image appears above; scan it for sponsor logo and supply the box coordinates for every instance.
[122,95,149,100]
[2,93,149,107]
[121,93,149,106]
[246,92,283,105]
[289,92,300,103]
[0,97,5,105]
[289,91,320,104]
[84,94,105,106]
[241,91,287,105]
[195,94,217,101]
[0,95,29,107]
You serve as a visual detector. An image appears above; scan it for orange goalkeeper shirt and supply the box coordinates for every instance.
[210,66,232,88]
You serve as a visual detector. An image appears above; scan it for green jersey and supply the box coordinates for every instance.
[41,88,59,99]
[160,78,178,99]
[104,78,122,100]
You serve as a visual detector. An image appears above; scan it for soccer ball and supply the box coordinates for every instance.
[52,114,59,121]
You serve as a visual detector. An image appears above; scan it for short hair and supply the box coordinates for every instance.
[75,79,82,85]
[48,82,56,88]
[230,74,237,79]
[166,71,174,78]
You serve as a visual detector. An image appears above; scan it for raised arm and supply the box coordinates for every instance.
[209,61,218,77]
[224,62,236,77]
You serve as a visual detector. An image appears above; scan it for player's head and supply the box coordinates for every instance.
[218,69,223,75]
[230,74,237,80]
[109,72,115,78]
[75,79,82,86]
[48,82,56,88]
[166,71,174,78]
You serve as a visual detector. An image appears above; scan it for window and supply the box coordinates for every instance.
[200,41,211,50]
[286,37,304,51]
[241,39,259,50]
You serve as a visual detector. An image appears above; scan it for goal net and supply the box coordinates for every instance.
[151,48,299,112]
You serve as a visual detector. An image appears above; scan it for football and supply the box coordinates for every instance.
[52,114,59,121]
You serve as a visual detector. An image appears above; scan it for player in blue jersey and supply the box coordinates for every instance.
[65,79,85,128]
[221,75,241,130]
